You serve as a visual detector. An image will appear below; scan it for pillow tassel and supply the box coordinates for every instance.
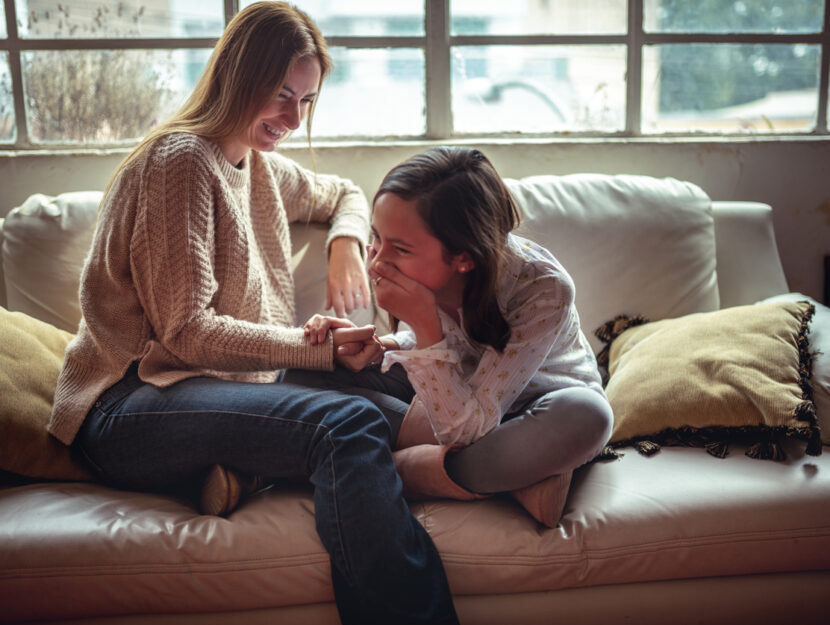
[594,445,621,461]
[805,427,823,457]
[746,432,785,461]
[634,440,661,456]
[704,440,729,459]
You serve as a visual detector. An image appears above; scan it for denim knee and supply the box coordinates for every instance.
[321,394,393,446]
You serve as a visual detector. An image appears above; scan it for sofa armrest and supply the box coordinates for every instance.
[712,201,789,308]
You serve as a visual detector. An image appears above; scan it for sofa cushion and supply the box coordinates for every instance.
[598,300,820,459]
[758,293,830,445]
[0,306,93,481]
[506,174,718,354]
[2,440,828,622]
[2,192,101,333]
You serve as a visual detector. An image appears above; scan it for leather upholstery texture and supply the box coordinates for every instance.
[1,441,828,622]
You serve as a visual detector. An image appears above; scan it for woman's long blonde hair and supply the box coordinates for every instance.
[105,1,331,194]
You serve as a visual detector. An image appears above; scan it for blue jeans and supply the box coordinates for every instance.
[75,366,458,625]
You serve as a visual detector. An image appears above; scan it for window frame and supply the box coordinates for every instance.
[1,0,828,149]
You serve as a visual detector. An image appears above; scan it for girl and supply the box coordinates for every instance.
[291,146,613,527]
[47,4,459,624]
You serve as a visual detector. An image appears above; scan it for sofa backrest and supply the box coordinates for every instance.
[2,175,789,351]
[507,174,720,353]
[0,191,375,334]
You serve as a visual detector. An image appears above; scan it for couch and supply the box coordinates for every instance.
[1,173,828,625]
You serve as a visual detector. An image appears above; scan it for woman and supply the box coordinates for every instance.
[292,146,613,528]
[47,4,458,624]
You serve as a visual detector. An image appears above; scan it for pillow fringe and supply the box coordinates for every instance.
[795,303,821,456]
[612,423,822,461]
[594,314,649,383]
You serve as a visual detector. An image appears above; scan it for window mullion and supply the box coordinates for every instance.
[816,0,830,132]
[626,0,643,136]
[225,0,236,26]
[4,0,28,145]
[425,0,451,139]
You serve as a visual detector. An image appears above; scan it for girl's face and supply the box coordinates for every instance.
[370,192,471,305]
[220,55,321,166]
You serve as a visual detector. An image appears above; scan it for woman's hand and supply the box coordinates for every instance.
[327,237,371,318]
[369,260,443,349]
[332,325,386,372]
[303,314,356,345]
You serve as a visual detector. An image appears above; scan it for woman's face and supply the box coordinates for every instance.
[220,55,322,166]
[370,192,469,301]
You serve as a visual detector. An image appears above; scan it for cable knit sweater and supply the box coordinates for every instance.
[48,133,370,445]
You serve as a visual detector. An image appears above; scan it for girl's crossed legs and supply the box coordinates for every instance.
[282,365,613,494]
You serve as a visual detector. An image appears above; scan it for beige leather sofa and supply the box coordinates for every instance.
[1,174,828,624]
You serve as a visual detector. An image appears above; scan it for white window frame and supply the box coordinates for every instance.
[2,0,829,148]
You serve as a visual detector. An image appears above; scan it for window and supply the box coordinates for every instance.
[1,0,828,147]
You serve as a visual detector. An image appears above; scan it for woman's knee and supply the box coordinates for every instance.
[322,393,392,442]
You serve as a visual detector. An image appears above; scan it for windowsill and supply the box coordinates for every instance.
[1,133,829,157]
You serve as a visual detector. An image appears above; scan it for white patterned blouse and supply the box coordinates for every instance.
[382,234,605,445]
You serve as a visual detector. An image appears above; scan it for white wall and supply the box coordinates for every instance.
[1,138,829,302]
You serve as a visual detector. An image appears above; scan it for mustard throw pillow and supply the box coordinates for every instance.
[596,300,819,460]
[0,306,93,480]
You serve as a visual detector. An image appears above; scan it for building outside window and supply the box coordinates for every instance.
[0,0,828,147]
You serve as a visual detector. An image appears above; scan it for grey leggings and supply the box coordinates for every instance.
[282,364,613,494]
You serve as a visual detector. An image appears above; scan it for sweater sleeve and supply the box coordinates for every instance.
[267,151,370,253]
[129,139,334,373]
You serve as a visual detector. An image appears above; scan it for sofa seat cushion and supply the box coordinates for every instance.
[2,441,829,622]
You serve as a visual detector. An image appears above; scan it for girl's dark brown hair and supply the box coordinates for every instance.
[374,146,521,351]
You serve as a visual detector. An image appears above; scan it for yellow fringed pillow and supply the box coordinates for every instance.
[595,300,820,460]
[0,306,94,480]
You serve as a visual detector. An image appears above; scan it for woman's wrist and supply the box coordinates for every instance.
[329,236,361,258]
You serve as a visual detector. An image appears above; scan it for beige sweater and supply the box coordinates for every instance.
[48,133,369,445]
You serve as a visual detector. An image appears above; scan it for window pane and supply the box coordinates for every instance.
[452,45,626,134]
[1,0,7,38]
[301,47,424,138]
[644,0,824,34]
[22,48,211,143]
[451,0,627,35]
[15,0,224,39]
[241,0,425,37]
[1,52,14,142]
[642,44,820,133]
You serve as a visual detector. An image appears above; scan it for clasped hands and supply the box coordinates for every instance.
[311,239,443,369]
[304,315,385,372]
